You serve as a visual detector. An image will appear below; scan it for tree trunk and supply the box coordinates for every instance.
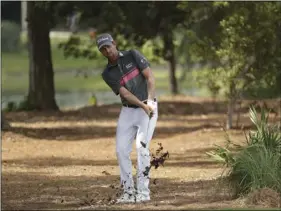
[277,71,281,118]
[227,98,235,130]
[26,2,58,111]
[168,53,178,95]
[163,31,178,95]
[236,100,242,128]
[226,82,236,130]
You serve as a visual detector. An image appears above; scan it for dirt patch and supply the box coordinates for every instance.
[2,97,280,210]
[246,188,281,208]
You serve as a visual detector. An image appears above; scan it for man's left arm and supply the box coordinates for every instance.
[131,50,156,101]
[142,67,156,101]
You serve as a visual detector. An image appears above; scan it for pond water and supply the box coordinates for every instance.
[2,88,200,110]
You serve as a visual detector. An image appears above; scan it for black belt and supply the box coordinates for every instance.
[123,98,157,108]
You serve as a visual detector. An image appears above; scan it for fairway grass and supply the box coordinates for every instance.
[2,48,198,95]
[2,47,103,75]
[2,69,192,95]
[2,33,202,96]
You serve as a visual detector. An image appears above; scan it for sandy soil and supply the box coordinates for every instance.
[2,96,280,210]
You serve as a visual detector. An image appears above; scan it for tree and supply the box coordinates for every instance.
[26,1,58,110]
[200,2,281,129]
[58,1,189,94]
[176,2,226,97]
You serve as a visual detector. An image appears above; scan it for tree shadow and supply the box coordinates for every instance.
[164,148,224,169]
[153,124,222,139]
[2,100,246,124]
[9,125,117,140]
[3,154,221,170]
[4,99,280,125]
[4,104,122,123]
[8,124,222,141]
[158,101,229,115]
[2,157,235,210]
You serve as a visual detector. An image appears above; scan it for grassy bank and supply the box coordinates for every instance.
[2,68,201,95]
[2,45,103,75]
[2,31,206,96]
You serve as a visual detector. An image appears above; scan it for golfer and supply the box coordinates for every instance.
[96,33,158,203]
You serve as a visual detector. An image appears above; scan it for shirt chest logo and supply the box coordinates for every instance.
[125,63,133,69]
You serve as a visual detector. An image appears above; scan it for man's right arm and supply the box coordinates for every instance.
[119,87,153,117]
[102,72,154,117]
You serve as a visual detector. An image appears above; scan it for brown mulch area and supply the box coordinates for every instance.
[2,96,280,210]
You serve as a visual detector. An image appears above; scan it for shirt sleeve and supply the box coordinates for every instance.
[102,73,121,96]
[131,49,150,71]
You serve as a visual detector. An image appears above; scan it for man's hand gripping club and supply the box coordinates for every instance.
[143,103,154,118]
[145,99,157,118]
[119,87,155,118]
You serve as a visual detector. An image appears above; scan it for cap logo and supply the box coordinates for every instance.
[97,37,110,44]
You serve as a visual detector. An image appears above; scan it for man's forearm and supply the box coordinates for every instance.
[119,87,146,109]
[147,75,156,101]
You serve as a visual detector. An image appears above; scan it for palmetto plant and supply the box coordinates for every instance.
[207,106,281,195]
[247,107,281,154]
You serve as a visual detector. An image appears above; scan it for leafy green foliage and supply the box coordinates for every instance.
[58,32,164,65]
[88,94,97,106]
[193,68,221,98]
[58,35,99,60]
[3,96,35,112]
[225,3,279,97]
[56,2,187,54]
[216,2,281,98]
[207,106,281,195]
[4,101,17,112]
[189,2,281,101]
[54,1,193,94]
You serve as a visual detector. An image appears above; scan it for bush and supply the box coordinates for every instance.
[88,93,97,106]
[207,106,281,196]
[1,21,21,52]
[17,96,34,111]
[3,96,34,112]
[4,101,17,112]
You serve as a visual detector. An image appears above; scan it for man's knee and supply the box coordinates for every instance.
[137,145,150,157]
[116,146,129,158]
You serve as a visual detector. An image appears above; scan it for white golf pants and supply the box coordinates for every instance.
[116,102,158,197]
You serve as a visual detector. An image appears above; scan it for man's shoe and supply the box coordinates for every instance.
[135,194,150,203]
[116,192,136,204]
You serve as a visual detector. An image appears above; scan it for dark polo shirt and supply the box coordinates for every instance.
[102,50,150,105]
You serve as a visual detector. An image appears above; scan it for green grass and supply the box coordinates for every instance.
[2,68,194,95]
[2,31,105,74]
[2,32,204,95]
[2,46,103,75]
[2,51,29,74]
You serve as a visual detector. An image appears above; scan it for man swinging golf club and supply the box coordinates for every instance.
[96,33,158,203]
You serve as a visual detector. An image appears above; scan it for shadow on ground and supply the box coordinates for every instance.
[4,98,280,125]
[2,147,221,169]
[2,156,234,210]
[7,123,223,141]
[2,100,260,123]
[2,98,280,210]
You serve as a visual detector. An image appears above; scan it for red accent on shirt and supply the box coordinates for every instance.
[120,68,139,86]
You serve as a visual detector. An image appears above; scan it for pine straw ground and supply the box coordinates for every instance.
[2,96,281,210]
